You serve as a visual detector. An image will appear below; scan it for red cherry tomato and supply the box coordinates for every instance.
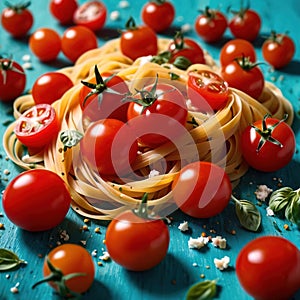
[240,114,296,172]
[32,72,73,105]
[236,236,300,300]
[73,0,107,32]
[2,169,71,231]
[29,28,61,62]
[80,118,138,176]
[49,0,78,25]
[219,38,256,67]
[187,70,229,111]
[79,66,129,123]
[194,7,227,43]
[262,31,295,69]
[141,0,175,33]
[127,80,188,148]
[120,17,158,61]
[14,104,60,151]
[0,58,26,102]
[1,2,33,38]
[61,26,98,63]
[105,195,170,271]
[220,57,264,99]
[229,8,261,41]
[171,161,232,218]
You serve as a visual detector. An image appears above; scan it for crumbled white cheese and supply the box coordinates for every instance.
[10,282,20,294]
[192,262,198,267]
[214,256,230,270]
[22,62,33,70]
[110,10,120,21]
[178,221,189,232]
[255,185,273,201]
[99,251,110,261]
[188,236,209,249]
[22,54,31,62]
[181,23,192,33]
[266,206,275,216]
[91,249,98,257]
[149,169,160,178]
[118,0,129,8]
[59,230,69,242]
[211,236,227,249]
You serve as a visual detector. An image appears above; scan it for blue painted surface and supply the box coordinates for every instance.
[0,0,300,299]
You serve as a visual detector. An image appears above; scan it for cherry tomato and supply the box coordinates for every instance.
[1,1,33,38]
[172,161,232,218]
[29,28,61,62]
[194,7,227,43]
[262,31,295,69]
[41,244,95,295]
[220,56,264,99]
[187,70,229,111]
[0,58,26,102]
[80,118,138,176]
[79,66,129,123]
[127,80,188,148]
[168,32,205,65]
[105,195,170,271]
[240,114,295,172]
[14,104,60,151]
[32,72,73,105]
[2,169,71,231]
[141,0,175,33]
[219,38,256,67]
[73,0,107,32]
[120,17,158,61]
[61,26,98,63]
[229,8,261,41]
[236,236,300,300]
[49,0,78,25]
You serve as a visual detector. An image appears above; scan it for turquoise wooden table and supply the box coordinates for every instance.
[1,0,300,299]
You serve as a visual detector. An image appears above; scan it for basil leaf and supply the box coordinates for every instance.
[186,279,217,300]
[0,248,25,271]
[269,187,293,213]
[285,191,300,227]
[235,199,261,232]
[60,130,83,152]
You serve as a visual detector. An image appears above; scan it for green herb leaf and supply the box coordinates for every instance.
[269,187,293,213]
[60,130,83,152]
[186,279,217,300]
[0,248,25,271]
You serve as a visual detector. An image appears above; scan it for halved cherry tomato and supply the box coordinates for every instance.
[14,104,60,150]
[187,70,229,111]
[141,0,175,33]
[49,0,78,25]
[73,0,107,32]
[1,1,33,37]
[2,169,71,231]
[29,28,61,62]
[32,72,73,105]
[0,58,26,102]
[172,161,232,218]
[194,7,227,43]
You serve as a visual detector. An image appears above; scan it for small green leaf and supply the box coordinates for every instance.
[186,279,217,300]
[269,187,293,213]
[0,248,25,271]
[60,130,83,152]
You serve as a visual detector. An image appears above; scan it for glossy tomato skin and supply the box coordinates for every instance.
[29,28,61,62]
[49,0,78,25]
[79,73,129,123]
[2,169,71,231]
[262,33,295,69]
[105,210,170,271]
[141,1,175,33]
[236,236,300,300]
[73,1,107,31]
[32,72,73,105]
[187,70,229,111]
[44,244,95,294]
[1,3,33,38]
[80,118,138,176]
[195,8,227,43]
[240,117,296,172]
[229,9,261,42]
[219,38,256,67]
[61,26,98,63]
[0,59,26,102]
[221,60,264,99]
[172,161,232,218]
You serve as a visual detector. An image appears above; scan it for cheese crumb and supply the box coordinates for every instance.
[188,236,209,249]
[181,23,192,33]
[255,185,273,201]
[99,251,110,261]
[110,11,120,21]
[10,282,20,294]
[211,236,227,249]
[266,206,275,216]
[118,1,129,8]
[91,249,97,257]
[178,221,189,232]
[214,256,230,270]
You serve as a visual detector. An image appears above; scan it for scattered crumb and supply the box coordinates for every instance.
[266,206,275,216]
[0,223,4,229]
[214,256,230,270]
[283,224,290,230]
[91,249,98,257]
[181,23,192,33]
[192,262,198,267]
[200,274,205,278]
[254,185,273,202]
[118,0,129,8]
[10,282,20,294]
[99,251,110,261]
[110,11,120,21]
[94,227,101,233]
[178,221,189,232]
[211,236,227,249]
[188,236,209,249]
[83,218,90,224]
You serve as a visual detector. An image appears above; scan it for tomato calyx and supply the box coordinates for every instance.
[4,1,31,12]
[32,257,86,298]
[199,6,218,20]
[229,0,250,19]
[152,0,168,4]
[0,56,25,84]
[234,55,261,71]
[252,114,287,152]
[124,16,139,30]
[267,30,287,45]
[151,50,191,70]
